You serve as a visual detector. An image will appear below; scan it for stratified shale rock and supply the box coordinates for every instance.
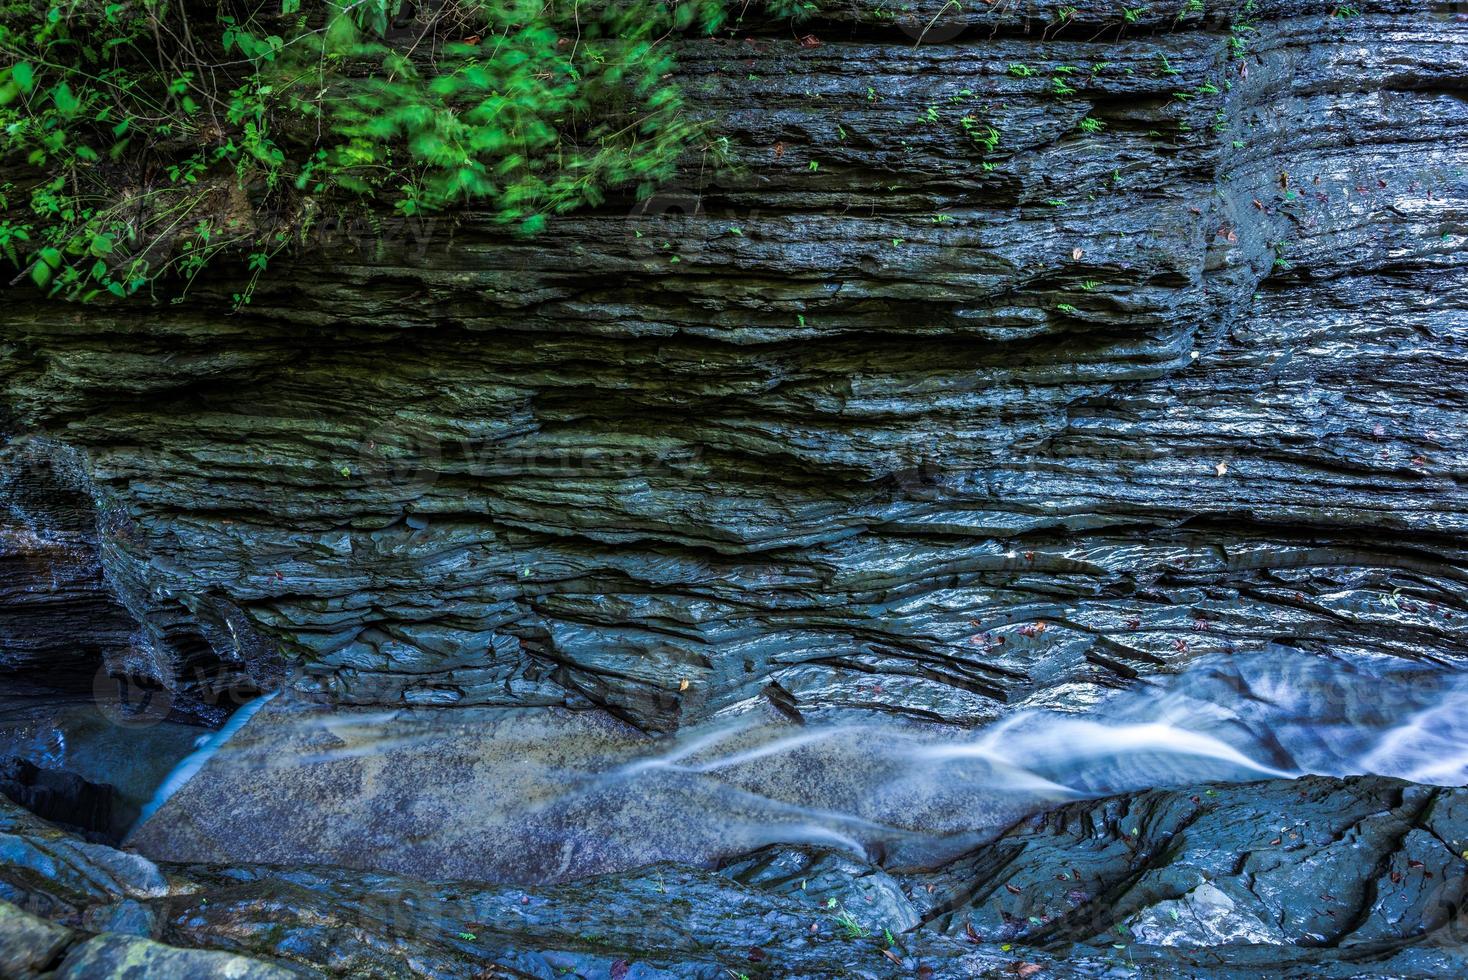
[5,778,1468,977]
[1,1,1465,733]
[0,756,112,840]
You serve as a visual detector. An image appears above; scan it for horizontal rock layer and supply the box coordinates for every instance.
[1,4,1465,735]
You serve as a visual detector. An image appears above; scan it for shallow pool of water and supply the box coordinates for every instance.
[0,683,211,838]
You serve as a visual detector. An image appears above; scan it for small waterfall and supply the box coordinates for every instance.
[126,690,279,839]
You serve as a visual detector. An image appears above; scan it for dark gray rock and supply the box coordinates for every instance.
[54,933,313,980]
[0,756,113,840]
[2,2,1463,735]
[0,898,71,978]
[1,2,1466,975]
[6,778,1468,977]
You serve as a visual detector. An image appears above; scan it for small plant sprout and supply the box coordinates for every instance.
[1080,280,1100,291]
[1051,76,1077,96]
[1079,116,1105,134]
[833,909,866,940]
[1057,302,1078,314]
[808,160,820,172]
[961,116,1001,153]
[727,226,743,236]
[1008,63,1036,78]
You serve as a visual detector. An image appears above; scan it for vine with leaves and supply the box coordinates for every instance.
[0,0,816,305]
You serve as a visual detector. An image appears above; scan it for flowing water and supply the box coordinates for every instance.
[122,645,1468,883]
[0,682,210,838]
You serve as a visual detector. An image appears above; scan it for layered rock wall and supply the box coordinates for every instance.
[1,0,1464,730]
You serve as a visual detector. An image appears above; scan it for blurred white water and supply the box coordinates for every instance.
[127,646,1468,881]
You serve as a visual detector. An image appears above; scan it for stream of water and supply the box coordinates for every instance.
[113,645,1468,883]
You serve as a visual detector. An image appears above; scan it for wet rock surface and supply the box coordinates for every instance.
[120,647,1468,888]
[0,756,113,841]
[6,778,1468,978]
[2,1,1466,976]
[2,1,1463,733]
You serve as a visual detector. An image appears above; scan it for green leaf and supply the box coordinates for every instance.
[52,81,79,115]
[12,61,34,92]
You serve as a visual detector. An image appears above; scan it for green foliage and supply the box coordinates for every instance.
[0,0,808,304]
